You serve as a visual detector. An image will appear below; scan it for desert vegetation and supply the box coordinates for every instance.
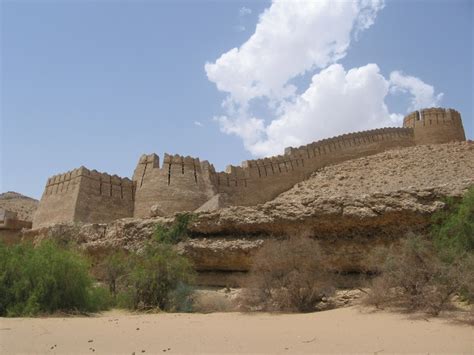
[240,236,335,312]
[365,186,474,315]
[100,213,196,312]
[1,188,472,318]
[0,240,111,316]
[101,243,195,312]
[0,214,196,316]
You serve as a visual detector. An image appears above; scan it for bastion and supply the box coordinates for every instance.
[32,107,467,228]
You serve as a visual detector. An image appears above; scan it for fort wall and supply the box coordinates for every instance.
[403,108,466,145]
[32,107,467,225]
[211,127,415,206]
[32,169,81,228]
[32,167,134,228]
[133,153,216,218]
[74,167,134,224]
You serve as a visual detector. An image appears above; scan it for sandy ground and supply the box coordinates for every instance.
[0,307,472,354]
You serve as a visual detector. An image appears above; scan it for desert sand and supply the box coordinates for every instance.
[1,306,472,354]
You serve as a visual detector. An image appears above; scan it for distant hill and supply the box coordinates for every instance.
[0,192,39,222]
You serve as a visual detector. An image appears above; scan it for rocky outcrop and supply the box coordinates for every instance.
[23,142,474,284]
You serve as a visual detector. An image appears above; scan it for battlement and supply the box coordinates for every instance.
[44,166,133,199]
[33,167,134,228]
[403,107,466,145]
[33,106,467,224]
[133,153,217,217]
[403,107,462,127]
[212,127,413,187]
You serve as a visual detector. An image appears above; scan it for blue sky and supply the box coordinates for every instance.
[1,0,472,199]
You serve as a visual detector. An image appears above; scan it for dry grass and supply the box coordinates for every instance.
[240,236,335,312]
[364,236,473,316]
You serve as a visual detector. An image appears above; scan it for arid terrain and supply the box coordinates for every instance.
[2,141,473,355]
[0,191,38,222]
[23,141,474,285]
[1,306,472,354]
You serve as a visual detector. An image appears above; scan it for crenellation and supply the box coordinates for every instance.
[33,107,467,227]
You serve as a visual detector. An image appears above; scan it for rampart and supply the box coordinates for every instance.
[212,127,415,206]
[33,167,134,228]
[403,108,466,145]
[133,153,216,218]
[32,107,467,227]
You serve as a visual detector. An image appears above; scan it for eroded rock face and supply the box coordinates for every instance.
[23,142,474,284]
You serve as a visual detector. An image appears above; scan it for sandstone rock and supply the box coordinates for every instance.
[23,142,474,285]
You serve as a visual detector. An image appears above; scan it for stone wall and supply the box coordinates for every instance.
[403,108,466,145]
[33,167,134,228]
[133,154,216,218]
[32,107,467,225]
[211,127,415,206]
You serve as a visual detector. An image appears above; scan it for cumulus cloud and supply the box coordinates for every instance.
[218,63,403,156]
[206,0,443,157]
[206,0,385,105]
[194,121,203,127]
[389,71,444,112]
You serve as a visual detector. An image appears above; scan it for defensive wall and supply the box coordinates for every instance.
[33,167,134,227]
[133,153,217,218]
[32,107,467,228]
[403,107,465,145]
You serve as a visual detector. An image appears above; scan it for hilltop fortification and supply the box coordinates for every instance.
[32,107,467,228]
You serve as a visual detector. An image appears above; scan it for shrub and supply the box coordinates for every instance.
[119,243,195,312]
[241,236,334,312]
[0,241,110,316]
[101,250,129,296]
[365,187,474,315]
[153,213,194,244]
[365,236,469,315]
[432,186,474,261]
[97,218,197,312]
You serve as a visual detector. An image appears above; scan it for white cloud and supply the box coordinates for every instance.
[223,63,403,156]
[389,71,444,112]
[194,121,203,127]
[239,6,252,16]
[206,0,443,158]
[206,0,385,105]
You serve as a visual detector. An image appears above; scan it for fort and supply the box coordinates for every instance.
[32,107,467,228]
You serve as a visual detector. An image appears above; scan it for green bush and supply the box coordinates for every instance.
[153,213,194,244]
[120,243,195,311]
[101,250,129,296]
[432,186,474,261]
[0,241,111,316]
[365,187,474,315]
[97,217,197,312]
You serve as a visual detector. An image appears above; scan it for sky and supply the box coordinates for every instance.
[1,0,473,199]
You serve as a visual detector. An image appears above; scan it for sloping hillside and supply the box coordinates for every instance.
[0,192,38,221]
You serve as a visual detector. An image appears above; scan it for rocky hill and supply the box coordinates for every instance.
[0,192,38,221]
[24,142,474,285]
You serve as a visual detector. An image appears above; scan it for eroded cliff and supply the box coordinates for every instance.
[24,142,474,285]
